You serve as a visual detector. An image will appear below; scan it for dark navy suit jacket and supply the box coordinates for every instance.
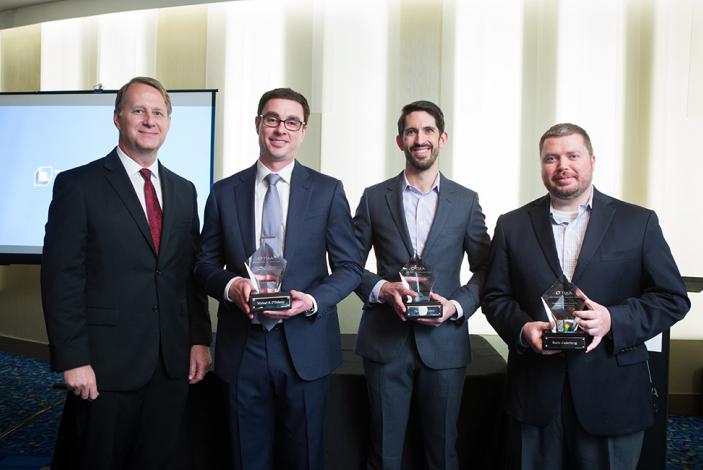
[195,161,362,383]
[483,188,690,435]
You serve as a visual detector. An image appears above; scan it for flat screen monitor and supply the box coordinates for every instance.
[0,89,216,264]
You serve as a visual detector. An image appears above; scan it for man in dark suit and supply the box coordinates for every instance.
[41,77,212,470]
[482,123,690,469]
[194,88,362,470]
[353,100,491,470]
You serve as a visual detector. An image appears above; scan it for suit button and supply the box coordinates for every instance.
[155,270,161,276]
[152,305,159,312]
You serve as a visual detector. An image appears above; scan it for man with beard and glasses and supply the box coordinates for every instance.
[482,123,690,469]
[352,100,491,470]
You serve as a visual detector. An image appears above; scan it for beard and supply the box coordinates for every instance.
[545,173,592,201]
[404,144,439,171]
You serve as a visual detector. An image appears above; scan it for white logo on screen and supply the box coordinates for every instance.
[34,167,54,186]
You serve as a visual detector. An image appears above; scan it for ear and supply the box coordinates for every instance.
[113,110,120,130]
[438,131,448,148]
[254,115,261,135]
[396,134,404,151]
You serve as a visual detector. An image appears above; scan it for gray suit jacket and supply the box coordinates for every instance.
[353,172,490,369]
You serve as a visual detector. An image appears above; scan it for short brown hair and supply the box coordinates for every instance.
[257,88,310,123]
[114,77,172,116]
[539,123,593,155]
[397,100,445,136]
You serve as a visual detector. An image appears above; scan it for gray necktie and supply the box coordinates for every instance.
[262,173,283,255]
[258,173,283,331]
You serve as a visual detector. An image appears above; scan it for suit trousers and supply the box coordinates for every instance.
[223,324,329,470]
[512,379,645,470]
[363,329,466,470]
[51,358,189,470]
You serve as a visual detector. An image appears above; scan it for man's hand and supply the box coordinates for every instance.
[379,282,417,322]
[64,365,99,400]
[228,277,253,319]
[413,292,457,327]
[189,345,212,384]
[574,289,612,353]
[522,321,560,355]
[259,290,314,320]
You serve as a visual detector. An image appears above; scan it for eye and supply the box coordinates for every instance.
[264,116,279,125]
[405,129,417,136]
[134,109,144,115]
[423,127,436,135]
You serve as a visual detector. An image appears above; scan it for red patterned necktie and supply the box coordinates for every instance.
[139,168,162,254]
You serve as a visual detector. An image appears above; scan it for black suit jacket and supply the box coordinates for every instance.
[483,188,690,435]
[353,172,491,369]
[194,161,362,383]
[41,149,211,391]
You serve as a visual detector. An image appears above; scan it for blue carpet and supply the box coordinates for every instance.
[0,350,702,469]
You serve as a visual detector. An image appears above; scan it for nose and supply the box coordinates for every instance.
[143,111,155,127]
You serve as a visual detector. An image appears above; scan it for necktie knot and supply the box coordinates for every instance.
[265,173,282,187]
[139,168,152,181]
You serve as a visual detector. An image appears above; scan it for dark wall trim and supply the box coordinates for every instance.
[0,335,49,360]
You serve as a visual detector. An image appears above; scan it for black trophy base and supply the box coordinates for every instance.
[249,292,291,312]
[543,331,589,350]
[405,301,443,319]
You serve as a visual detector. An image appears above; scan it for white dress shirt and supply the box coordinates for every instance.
[116,146,162,217]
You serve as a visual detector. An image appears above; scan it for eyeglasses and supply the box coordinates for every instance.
[259,114,306,132]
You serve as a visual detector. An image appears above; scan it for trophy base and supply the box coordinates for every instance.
[249,292,291,312]
[543,331,589,350]
[405,301,443,318]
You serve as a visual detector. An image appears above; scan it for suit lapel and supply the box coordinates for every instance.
[157,163,177,260]
[235,164,257,258]
[103,150,156,254]
[283,161,313,261]
[527,196,562,279]
[421,173,453,257]
[385,173,414,258]
[572,188,615,283]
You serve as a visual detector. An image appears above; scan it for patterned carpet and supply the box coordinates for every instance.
[1,350,702,469]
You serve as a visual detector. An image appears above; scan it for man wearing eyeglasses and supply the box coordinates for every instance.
[195,88,362,470]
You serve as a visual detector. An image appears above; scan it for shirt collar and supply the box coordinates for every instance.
[116,146,159,179]
[402,171,440,195]
[256,159,295,185]
[549,186,593,216]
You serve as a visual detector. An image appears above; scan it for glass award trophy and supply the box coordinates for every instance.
[399,255,443,318]
[245,238,291,312]
[541,274,588,350]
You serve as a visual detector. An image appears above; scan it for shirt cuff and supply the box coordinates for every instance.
[223,277,241,303]
[449,300,463,320]
[369,280,388,304]
[304,294,318,316]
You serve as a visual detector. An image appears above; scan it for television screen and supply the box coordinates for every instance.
[0,90,216,264]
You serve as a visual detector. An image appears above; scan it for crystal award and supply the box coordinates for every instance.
[245,238,291,312]
[541,274,588,350]
[399,255,443,318]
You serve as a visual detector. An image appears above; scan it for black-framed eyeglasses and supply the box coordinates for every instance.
[259,114,306,132]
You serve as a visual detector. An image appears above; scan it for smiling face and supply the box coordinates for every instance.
[113,82,170,161]
[540,133,595,207]
[255,98,307,169]
[397,110,447,172]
